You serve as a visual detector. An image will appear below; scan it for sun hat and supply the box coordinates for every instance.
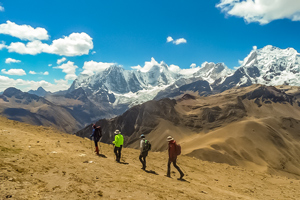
[114,129,121,135]
[167,136,174,142]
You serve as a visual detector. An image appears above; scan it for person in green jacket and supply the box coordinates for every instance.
[113,129,124,162]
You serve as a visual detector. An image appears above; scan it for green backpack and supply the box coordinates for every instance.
[143,140,151,151]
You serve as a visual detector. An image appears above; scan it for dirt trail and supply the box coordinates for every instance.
[1,117,300,200]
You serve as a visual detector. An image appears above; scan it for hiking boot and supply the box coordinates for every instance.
[179,172,184,180]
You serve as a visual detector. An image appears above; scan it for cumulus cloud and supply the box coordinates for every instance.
[81,60,115,76]
[5,58,21,64]
[0,6,4,12]
[167,36,187,45]
[216,0,300,24]
[173,38,187,45]
[190,63,197,68]
[0,75,70,92]
[57,57,67,64]
[54,61,78,80]
[91,51,96,55]
[48,64,52,67]
[167,36,174,43]
[29,70,49,75]
[7,32,93,56]
[169,64,180,73]
[0,41,6,50]
[1,68,26,76]
[131,65,142,70]
[0,20,49,41]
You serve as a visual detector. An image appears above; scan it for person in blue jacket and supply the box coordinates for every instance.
[90,124,102,155]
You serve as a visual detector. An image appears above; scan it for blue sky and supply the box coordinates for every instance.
[0,0,300,92]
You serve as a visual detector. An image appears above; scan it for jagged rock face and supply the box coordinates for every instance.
[69,60,232,109]
[28,87,50,97]
[0,87,81,133]
[76,98,179,145]
[154,79,211,100]
[240,85,295,106]
[214,46,300,91]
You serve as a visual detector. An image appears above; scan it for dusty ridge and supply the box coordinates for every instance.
[1,117,300,199]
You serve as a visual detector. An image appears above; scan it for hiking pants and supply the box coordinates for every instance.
[114,146,122,162]
[93,137,100,147]
[94,140,98,147]
[167,159,183,176]
[139,151,148,169]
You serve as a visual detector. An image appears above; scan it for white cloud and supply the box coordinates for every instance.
[216,0,300,24]
[7,40,47,55]
[7,32,93,56]
[238,60,244,65]
[0,41,6,50]
[190,63,197,68]
[1,68,26,76]
[253,45,257,50]
[54,61,78,80]
[167,36,174,43]
[48,64,52,67]
[57,57,67,64]
[0,75,70,92]
[0,6,4,12]
[0,20,49,41]
[167,36,187,45]
[81,60,115,76]
[5,58,21,64]
[29,70,48,75]
[174,38,187,45]
[131,65,142,70]
[169,64,180,73]
[91,51,96,54]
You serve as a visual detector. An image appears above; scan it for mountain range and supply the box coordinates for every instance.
[1,45,300,134]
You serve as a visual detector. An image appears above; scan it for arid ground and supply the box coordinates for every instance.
[1,116,300,200]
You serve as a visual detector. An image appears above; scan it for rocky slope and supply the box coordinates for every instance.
[1,117,300,199]
[76,84,300,177]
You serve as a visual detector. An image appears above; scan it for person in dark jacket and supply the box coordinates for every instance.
[139,134,148,170]
[167,136,184,179]
[90,124,102,155]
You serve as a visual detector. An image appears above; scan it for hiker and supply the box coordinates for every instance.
[90,124,102,155]
[166,136,184,179]
[139,134,151,170]
[112,129,124,162]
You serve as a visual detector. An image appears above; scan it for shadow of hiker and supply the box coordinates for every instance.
[118,161,129,165]
[97,154,107,158]
[145,170,158,175]
[177,178,190,183]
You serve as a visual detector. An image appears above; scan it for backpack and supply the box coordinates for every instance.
[175,143,181,156]
[94,127,102,139]
[143,139,151,152]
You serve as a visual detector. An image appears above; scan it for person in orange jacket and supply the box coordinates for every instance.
[167,136,184,179]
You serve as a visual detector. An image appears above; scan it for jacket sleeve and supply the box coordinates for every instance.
[90,129,95,138]
[113,135,117,144]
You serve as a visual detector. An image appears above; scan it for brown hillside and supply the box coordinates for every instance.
[1,117,300,199]
[77,84,300,178]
